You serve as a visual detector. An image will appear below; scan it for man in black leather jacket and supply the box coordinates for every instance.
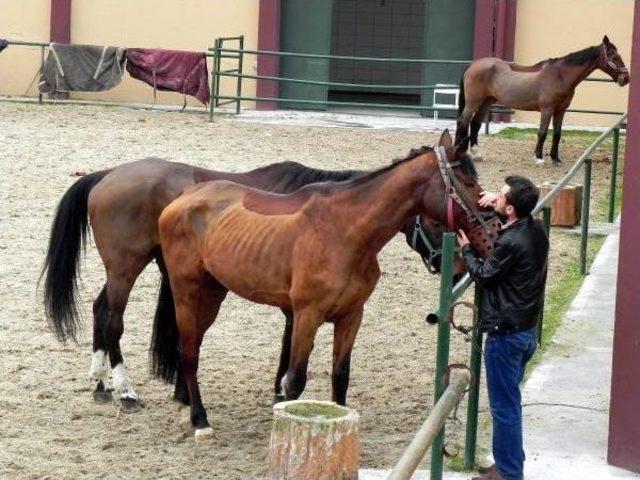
[457,175,549,480]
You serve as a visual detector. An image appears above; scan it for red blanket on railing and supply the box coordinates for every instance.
[125,48,210,106]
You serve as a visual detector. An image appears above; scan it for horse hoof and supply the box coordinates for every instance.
[92,389,113,404]
[273,393,286,404]
[534,157,546,166]
[120,398,142,414]
[194,427,214,442]
[552,159,563,166]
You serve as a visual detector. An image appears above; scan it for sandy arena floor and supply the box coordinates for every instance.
[0,102,618,479]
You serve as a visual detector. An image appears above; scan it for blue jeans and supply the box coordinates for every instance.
[484,328,537,480]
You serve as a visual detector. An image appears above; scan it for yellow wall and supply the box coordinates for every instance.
[0,0,259,108]
[513,0,634,126]
[0,0,50,96]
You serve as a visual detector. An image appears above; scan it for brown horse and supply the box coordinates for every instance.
[455,35,629,165]
[41,145,465,411]
[156,131,487,439]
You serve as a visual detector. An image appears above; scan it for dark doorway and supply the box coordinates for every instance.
[328,0,426,108]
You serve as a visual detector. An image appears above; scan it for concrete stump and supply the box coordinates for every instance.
[269,400,360,480]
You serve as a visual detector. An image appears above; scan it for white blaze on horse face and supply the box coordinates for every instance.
[89,349,109,383]
[112,363,139,400]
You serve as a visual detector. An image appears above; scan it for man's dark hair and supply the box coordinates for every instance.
[504,175,539,218]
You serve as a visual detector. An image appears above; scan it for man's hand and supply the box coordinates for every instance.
[478,191,498,208]
[457,229,470,248]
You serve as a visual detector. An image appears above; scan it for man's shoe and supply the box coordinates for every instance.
[471,466,507,480]
[478,464,497,475]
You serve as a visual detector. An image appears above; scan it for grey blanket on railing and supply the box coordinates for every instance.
[39,43,126,93]
[0,39,8,53]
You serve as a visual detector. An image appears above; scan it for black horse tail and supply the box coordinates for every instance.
[149,250,180,384]
[41,170,111,343]
[455,68,470,150]
[458,70,467,118]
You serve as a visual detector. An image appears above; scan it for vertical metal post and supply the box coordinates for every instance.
[430,233,456,480]
[536,207,552,344]
[608,128,620,223]
[214,38,222,108]
[39,45,45,103]
[484,112,490,136]
[236,35,245,114]
[464,285,484,469]
[209,39,219,122]
[579,159,593,275]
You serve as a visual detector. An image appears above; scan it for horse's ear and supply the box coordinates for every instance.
[438,129,453,149]
[603,35,610,45]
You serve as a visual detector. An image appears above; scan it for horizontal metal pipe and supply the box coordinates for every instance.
[7,39,50,47]
[213,48,470,64]
[215,94,513,113]
[388,371,472,480]
[217,71,457,90]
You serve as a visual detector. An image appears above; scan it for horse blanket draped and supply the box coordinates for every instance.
[125,48,210,106]
[39,43,126,93]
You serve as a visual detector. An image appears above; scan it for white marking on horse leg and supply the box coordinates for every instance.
[112,363,139,401]
[194,427,214,442]
[534,156,546,166]
[470,146,483,160]
[280,374,288,400]
[89,350,109,384]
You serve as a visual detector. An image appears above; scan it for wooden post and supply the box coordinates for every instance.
[269,400,359,480]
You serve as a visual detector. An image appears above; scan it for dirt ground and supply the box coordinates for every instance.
[0,102,617,479]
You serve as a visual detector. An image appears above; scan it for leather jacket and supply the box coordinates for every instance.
[461,216,549,334]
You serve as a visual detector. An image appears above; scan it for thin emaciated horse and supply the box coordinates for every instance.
[157,132,489,439]
[41,139,466,412]
[455,35,629,165]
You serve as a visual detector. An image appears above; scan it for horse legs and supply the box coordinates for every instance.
[281,308,324,401]
[90,285,112,403]
[469,99,494,160]
[173,272,228,440]
[274,309,293,402]
[455,107,475,152]
[331,307,364,406]
[550,110,566,165]
[101,268,144,412]
[534,109,554,165]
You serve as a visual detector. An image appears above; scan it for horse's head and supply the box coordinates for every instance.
[419,130,498,261]
[599,35,629,87]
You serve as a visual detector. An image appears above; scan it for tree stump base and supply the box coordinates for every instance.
[268,400,360,480]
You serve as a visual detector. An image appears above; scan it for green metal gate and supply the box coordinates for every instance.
[279,0,334,110]
[421,0,475,117]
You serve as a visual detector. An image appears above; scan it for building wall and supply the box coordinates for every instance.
[0,0,50,96]
[0,0,259,108]
[513,0,634,126]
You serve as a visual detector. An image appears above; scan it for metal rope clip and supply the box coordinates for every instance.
[448,301,478,342]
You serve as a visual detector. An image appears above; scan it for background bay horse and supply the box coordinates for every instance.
[42,148,463,411]
[157,132,486,439]
[455,35,629,165]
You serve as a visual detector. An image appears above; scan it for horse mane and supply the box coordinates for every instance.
[343,144,477,190]
[551,45,600,66]
[249,161,364,193]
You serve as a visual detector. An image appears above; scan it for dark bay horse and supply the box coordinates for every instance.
[455,35,629,165]
[41,140,465,411]
[157,133,486,439]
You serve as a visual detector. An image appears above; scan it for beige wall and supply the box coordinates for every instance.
[513,0,634,126]
[0,0,259,108]
[0,0,50,96]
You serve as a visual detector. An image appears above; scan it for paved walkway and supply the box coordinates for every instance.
[362,222,639,479]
